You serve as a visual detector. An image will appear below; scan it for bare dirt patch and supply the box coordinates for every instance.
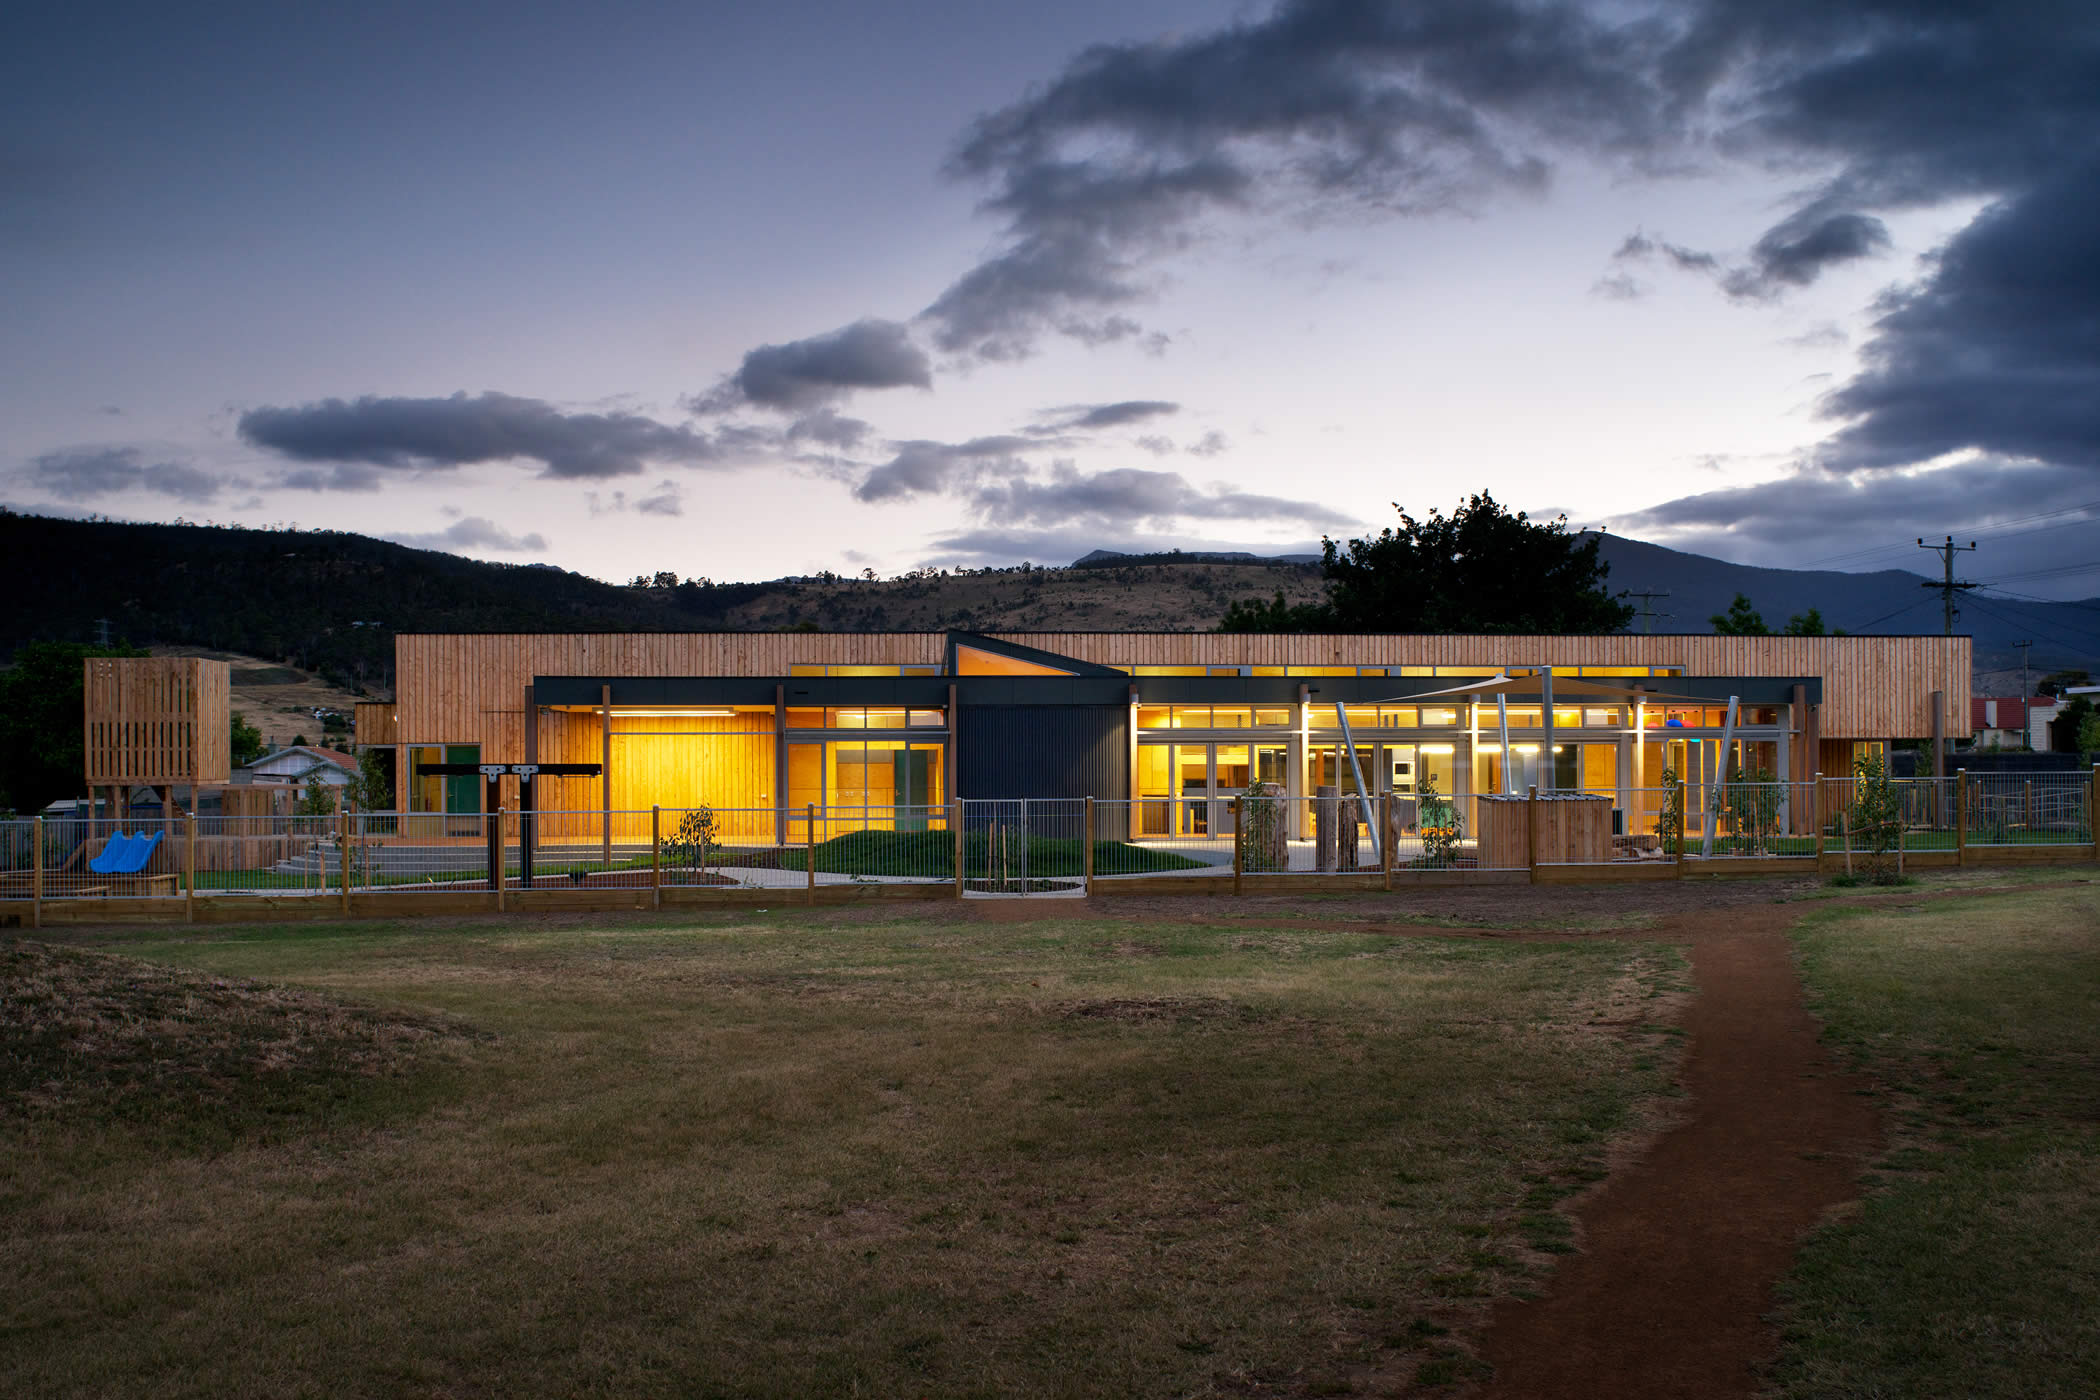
[1468,905,1883,1400]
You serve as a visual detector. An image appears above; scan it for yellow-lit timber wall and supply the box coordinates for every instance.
[534,710,775,843]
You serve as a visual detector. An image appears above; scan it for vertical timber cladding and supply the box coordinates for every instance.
[83,657,231,785]
[985,633,1969,739]
[955,703,1129,802]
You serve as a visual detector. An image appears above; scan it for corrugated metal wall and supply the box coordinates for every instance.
[956,705,1127,800]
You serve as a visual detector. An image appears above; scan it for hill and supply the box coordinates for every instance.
[3,511,2089,692]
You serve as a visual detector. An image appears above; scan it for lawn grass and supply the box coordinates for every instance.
[3,911,1681,1398]
[773,828,1211,877]
[1774,880,2100,1398]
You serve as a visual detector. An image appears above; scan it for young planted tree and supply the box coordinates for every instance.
[664,806,719,878]
[1845,750,1906,883]
[1414,772,1464,867]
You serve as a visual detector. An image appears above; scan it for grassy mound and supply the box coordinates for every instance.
[2,939,472,1144]
[774,829,1208,877]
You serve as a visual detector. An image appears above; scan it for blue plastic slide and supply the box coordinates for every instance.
[87,831,163,875]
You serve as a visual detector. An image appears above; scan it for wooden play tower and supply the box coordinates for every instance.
[82,657,231,828]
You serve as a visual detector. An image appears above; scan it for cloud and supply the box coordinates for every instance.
[784,408,874,450]
[241,391,725,485]
[1722,207,1891,300]
[1035,399,1180,431]
[1185,430,1230,458]
[386,515,550,555]
[20,446,231,503]
[1816,160,2100,474]
[1609,458,2100,581]
[920,0,1686,360]
[854,436,1035,503]
[967,461,1351,532]
[700,319,932,413]
[1134,434,1176,456]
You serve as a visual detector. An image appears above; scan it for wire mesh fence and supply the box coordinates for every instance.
[3,775,2091,907]
[1964,772,2093,846]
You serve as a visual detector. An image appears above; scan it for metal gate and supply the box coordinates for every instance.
[958,799,1086,897]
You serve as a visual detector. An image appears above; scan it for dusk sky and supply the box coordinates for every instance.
[7,1,2097,598]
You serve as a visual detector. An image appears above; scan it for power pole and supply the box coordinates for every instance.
[2015,640,2034,750]
[1917,536,1977,635]
[93,617,113,648]
[1622,588,1672,635]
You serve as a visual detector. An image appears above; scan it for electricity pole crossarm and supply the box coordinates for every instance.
[1918,536,1978,635]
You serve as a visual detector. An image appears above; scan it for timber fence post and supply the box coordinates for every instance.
[1813,773,1825,868]
[652,805,661,910]
[493,808,505,914]
[952,800,964,899]
[1841,811,1853,878]
[1527,784,1540,883]
[1083,797,1094,897]
[1382,791,1393,891]
[185,812,196,923]
[339,808,352,914]
[1231,798,1243,897]
[806,803,816,906]
[1955,770,1968,866]
[31,815,42,930]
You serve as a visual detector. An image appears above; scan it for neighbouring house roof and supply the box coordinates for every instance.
[1970,696,2059,729]
[241,745,360,782]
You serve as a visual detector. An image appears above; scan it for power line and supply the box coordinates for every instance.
[1843,595,1938,633]
[1961,593,2100,651]
[1620,587,1672,634]
[1974,586,2100,614]
[1796,500,2100,570]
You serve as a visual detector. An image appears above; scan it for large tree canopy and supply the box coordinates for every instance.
[0,640,148,813]
[1221,494,1632,634]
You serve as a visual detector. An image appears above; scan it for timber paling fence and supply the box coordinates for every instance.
[3,768,2094,924]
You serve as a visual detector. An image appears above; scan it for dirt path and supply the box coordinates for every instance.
[1471,905,1880,1399]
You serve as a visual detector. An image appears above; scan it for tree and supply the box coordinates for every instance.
[0,639,148,812]
[1711,594,1772,635]
[1218,590,1334,632]
[2036,669,2091,698]
[296,771,338,817]
[2081,709,2100,757]
[1784,608,1832,635]
[1221,492,1632,633]
[229,711,266,767]
[343,748,392,813]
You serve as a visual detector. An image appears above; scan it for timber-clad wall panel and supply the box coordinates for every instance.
[353,702,399,746]
[84,657,230,784]
[394,632,1967,750]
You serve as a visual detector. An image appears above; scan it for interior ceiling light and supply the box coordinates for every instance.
[611,707,736,717]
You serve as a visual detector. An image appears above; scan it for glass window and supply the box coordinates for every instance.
[1584,707,1621,727]
[789,664,825,676]
[1748,706,1778,725]
[1254,707,1292,727]
[1578,666,1650,677]
[1210,706,1251,728]
[902,665,940,677]
[785,708,823,729]
[907,710,946,727]
[1250,666,1286,677]
[1502,706,1543,727]
[1174,706,1211,727]
[1208,666,1243,677]
[1379,706,1417,727]
[1133,665,1208,676]
[1554,707,1582,728]
[1421,706,1460,727]
[1582,744,1617,794]
[1397,665,1434,676]
[1136,704,1173,729]
[956,645,1075,676]
[1436,666,1502,677]
[1288,666,1358,676]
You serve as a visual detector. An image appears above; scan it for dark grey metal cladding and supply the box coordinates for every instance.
[956,704,1128,801]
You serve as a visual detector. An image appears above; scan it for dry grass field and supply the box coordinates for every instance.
[3,904,1683,1398]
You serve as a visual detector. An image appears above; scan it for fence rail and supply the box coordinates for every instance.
[2,770,2092,909]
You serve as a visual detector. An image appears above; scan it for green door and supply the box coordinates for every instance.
[893,750,931,831]
[444,745,480,833]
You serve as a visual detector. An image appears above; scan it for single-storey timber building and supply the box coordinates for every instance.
[355,631,1969,847]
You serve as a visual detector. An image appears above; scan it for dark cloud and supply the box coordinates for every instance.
[386,516,550,555]
[968,462,1350,532]
[241,392,724,485]
[22,446,230,503]
[1036,399,1180,431]
[854,436,1034,503]
[784,408,874,450]
[701,319,931,412]
[923,0,1681,359]
[1610,458,2100,581]
[1817,160,2100,473]
[1723,207,1890,299]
